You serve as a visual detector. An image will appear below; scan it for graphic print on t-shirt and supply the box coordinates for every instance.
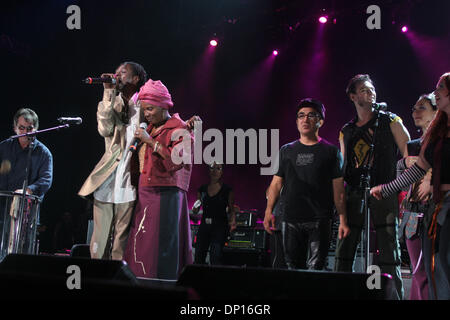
[276,139,343,222]
[296,153,314,166]
[351,128,374,169]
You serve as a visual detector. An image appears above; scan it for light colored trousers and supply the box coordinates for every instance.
[90,199,135,260]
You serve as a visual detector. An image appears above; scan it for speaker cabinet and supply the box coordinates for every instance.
[0,254,193,300]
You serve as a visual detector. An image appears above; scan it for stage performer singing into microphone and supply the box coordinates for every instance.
[78,61,148,260]
[79,61,200,261]
[123,79,194,280]
[334,74,410,299]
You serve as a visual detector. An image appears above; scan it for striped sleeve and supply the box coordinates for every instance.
[381,163,426,198]
[396,158,409,192]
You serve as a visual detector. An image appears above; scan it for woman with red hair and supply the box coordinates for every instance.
[371,72,450,300]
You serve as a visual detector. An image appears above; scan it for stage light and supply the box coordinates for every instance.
[272,50,278,56]
[401,26,408,33]
[319,16,328,24]
[210,39,218,47]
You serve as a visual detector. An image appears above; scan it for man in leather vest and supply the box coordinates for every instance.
[334,74,410,299]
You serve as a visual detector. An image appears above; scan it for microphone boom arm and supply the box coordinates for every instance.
[7,124,70,141]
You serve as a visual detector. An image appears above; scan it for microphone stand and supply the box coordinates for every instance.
[7,124,70,141]
[3,124,69,255]
[359,107,382,272]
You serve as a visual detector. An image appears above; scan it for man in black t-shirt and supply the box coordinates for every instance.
[264,99,350,270]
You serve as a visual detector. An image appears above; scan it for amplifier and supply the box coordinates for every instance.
[235,211,256,227]
[225,228,267,250]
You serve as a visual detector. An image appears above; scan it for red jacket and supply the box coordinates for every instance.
[138,113,193,192]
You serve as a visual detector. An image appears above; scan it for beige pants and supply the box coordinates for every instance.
[90,199,135,260]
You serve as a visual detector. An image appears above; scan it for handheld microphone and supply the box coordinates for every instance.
[57,117,83,125]
[129,122,148,152]
[373,102,387,111]
[193,200,202,210]
[82,77,117,85]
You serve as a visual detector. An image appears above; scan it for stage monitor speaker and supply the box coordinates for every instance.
[70,244,90,258]
[177,265,396,300]
[0,254,193,300]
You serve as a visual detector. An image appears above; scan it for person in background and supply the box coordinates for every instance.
[371,72,450,300]
[397,93,437,299]
[193,162,236,265]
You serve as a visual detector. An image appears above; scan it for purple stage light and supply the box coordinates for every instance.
[319,16,327,24]
[401,26,408,33]
[210,39,218,47]
[272,50,278,56]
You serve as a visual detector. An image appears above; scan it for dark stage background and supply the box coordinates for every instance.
[1,0,449,253]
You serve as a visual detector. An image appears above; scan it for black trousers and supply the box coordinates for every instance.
[270,230,287,268]
[194,223,228,265]
[282,219,331,270]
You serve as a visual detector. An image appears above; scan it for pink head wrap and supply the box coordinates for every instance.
[138,79,174,109]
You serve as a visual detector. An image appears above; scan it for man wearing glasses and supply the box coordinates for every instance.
[0,108,53,236]
[264,98,350,271]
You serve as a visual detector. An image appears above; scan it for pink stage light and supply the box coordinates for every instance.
[209,39,218,47]
[272,50,278,56]
[401,26,408,33]
[318,16,328,24]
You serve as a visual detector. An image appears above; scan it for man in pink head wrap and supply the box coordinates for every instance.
[123,78,194,280]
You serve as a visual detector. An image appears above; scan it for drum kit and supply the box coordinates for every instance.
[0,121,70,261]
[0,191,41,261]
